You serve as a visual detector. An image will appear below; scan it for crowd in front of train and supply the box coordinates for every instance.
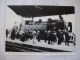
[6,27,76,46]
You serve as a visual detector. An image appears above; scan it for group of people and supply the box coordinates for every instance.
[6,27,76,46]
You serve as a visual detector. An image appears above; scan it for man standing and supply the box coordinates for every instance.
[32,30,36,43]
[6,29,9,38]
[65,31,70,46]
[37,30,41,42]
[57,29,63,45]
[44,30,48,42]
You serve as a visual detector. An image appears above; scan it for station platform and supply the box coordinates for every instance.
[6,38,75,52]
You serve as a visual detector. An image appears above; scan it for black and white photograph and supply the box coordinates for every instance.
[5,5,76,53]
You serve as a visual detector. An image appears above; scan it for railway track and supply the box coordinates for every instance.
[6,41,70,52]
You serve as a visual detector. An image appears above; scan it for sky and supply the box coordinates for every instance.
[6,6,75,33]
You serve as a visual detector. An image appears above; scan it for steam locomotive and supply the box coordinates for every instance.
[21,19,72,33]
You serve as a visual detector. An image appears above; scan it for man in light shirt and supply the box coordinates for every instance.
[32,30,36,44]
